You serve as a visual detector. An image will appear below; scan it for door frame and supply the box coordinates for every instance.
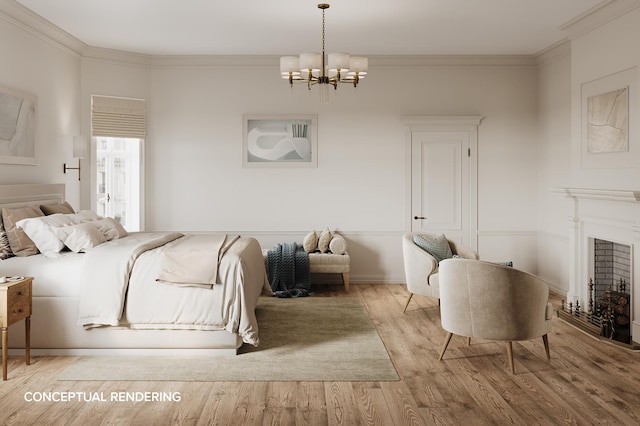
[402,116,483,251]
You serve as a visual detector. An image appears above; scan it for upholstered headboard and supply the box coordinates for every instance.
[0,184,65,211]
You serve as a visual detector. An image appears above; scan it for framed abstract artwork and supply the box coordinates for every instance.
[243,114,317,168]
[581,67,637,169]
[0,84,37,165]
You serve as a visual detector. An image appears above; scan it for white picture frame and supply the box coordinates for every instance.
[581,67,637,170]
[0,84,37,165]
[243,114,317,168]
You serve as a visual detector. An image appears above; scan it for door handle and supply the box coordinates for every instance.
[414,216,426,220]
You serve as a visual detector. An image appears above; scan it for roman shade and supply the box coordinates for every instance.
[91,95,146,139]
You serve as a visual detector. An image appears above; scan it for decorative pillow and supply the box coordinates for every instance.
[16,214,75,258]
[93,217,128,241]
[0,221,14,260]
[317,228,332,253]
[303,230,318,253]
[329,234,347,255]
[52,223,107,253]
[40,201,75,215]
[413,233,453,263]
[2,206,44,257]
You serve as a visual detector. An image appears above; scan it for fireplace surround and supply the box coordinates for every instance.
[553,188,640,346]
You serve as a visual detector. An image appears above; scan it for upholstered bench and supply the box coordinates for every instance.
[263,229,351,292]
[262,249,351,292]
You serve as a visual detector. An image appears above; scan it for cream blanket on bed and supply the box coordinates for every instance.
[155,234,240,289]
[78,232,184,328]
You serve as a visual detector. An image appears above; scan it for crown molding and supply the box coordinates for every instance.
[0,0,85,57]
[535,39,572,68]
[82,46,152,67]
[150,55,278,68]
[559,0,640,41]
[370,55,536,68]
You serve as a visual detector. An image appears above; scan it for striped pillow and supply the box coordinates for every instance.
[0,221,13,260]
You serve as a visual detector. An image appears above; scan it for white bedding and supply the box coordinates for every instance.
[77,232,267,346]
[0,184,269,353]
[0,250,84,297]
[0,231,268,347]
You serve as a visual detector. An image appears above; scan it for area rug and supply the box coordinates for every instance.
[57,297,399,382]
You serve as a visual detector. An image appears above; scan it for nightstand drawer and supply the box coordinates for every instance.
[6,281,31,323]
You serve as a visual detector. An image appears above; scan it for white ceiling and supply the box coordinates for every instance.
[15,0,606,56]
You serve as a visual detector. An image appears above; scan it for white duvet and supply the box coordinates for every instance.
[78,232,268,346]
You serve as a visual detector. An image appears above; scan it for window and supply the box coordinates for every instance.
[91,95,146,231]
[95,136,141,231]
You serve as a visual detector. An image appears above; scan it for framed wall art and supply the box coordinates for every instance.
[243,114,317,168]
[0,84,37,165]
[581,67,637,170]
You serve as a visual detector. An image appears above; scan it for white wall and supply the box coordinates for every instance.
[570,7,640,190]
[535,7,640,295]
[143,59,539,282]
[0,5,82,207]
[9,3,609,285]
[536,45,573,293]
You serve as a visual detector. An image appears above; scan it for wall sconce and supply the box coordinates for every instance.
[63,135,87,181]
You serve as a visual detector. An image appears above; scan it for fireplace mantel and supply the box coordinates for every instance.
[551,187,640,203]
[552,187,640,345]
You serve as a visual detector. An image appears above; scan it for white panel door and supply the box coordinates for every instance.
[411,132,469,245]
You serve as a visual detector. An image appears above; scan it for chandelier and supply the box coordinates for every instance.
[280,3,368,98]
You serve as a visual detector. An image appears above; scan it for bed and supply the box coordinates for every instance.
[0,184,269,355]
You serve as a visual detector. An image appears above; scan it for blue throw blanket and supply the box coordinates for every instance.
[267,242,310,298]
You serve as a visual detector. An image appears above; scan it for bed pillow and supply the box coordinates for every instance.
[40,201,75,215]
[0,221,14,260]
[93,217,128,241]
[303,230,318,253]
[329,234,347,255]
[2,206,44,257]
[15,210,112,257]
[317,228,332,253]
[16,214,77,257]
[52,222,107,253]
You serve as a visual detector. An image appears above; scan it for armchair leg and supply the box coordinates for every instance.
[542,334,550,361]
[467,337,471,346]
[438,332,453,361]
[506,341,515,374]
[403,293,414,313]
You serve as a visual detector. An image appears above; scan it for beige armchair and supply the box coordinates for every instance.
[402,233,478,312]
[437,258,553,374]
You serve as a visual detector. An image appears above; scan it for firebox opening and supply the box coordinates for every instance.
[593,238,631,344]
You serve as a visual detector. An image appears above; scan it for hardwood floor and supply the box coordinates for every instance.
[1,284,639,425]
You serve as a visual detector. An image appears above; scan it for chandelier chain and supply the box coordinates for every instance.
[322,8,326,55]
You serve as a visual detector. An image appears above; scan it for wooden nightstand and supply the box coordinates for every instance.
[0,277,32,380]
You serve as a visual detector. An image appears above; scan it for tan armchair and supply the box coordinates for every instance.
[437,258,553,374]
[401,233,478,312]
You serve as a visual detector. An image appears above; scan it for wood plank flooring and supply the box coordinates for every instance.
[1,284,639,425]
